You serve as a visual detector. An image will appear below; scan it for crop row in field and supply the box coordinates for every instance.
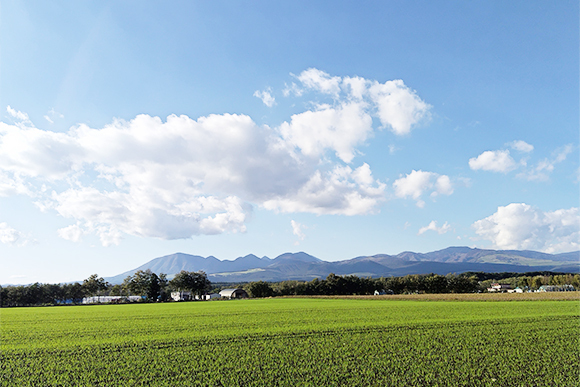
[1,299,579,386]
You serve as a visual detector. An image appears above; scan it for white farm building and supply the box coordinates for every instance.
[219,288,249,299]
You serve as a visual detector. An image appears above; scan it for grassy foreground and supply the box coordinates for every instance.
[1,297,579,386]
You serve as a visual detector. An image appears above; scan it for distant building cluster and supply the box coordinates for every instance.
[487,283,514,293]
[82,296,143,304]
[486,283,576,293]
[170,288,248,302]
[537,284,576,292]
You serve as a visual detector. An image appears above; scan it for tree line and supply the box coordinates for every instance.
[2,270,578,307]
[244,272,580,297]
[0,270,210,307]
[244,273,479,298]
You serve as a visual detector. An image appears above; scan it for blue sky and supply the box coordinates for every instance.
[1,1,578,284]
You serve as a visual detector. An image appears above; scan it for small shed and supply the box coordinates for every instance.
[219,288,249,299]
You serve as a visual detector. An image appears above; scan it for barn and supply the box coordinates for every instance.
[219,288,249,299]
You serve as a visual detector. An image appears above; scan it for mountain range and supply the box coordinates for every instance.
[104,247,580,284]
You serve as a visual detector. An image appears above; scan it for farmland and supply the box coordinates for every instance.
[1,297,579,386]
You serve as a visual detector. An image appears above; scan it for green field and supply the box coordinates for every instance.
[1,298,579,386]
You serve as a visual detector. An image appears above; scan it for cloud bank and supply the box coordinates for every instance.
[472,203,579,253]
[0,69,433,245]
[0,113,383,245]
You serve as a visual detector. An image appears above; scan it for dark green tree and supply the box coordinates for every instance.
[447,274,478,293]
[82,274,109,297]
[147,272,161,301]
[124,270,164,301]
[0,285,6,307]
[169,270,211,298]
[64,283,86,304]
[425,274,448,294]
[158,273,169,301]
[247,281,274,298]
[108,284,125,296]
[44,283,65,304]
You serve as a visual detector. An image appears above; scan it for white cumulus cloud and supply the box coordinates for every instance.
[296,68,342,98]
[472,203,580,253]
[279,101,373,163]
[367,79,431,135]
[393,170,453,208]
[253,88,276,107]
[469,150,518,173]
[509,140,534,153]
[263,164,385,215]
[288,69,431,138]
[57,223,86,243]
[418,220,451,235]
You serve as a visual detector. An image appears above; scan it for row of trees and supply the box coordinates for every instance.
[244,273,480,297]
[0,282,87,307]
[0,270,210,307]
[244,272,580,298]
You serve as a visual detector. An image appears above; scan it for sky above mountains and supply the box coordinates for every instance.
[1,1,578,284]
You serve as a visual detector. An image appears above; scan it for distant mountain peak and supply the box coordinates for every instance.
[274,252,321,262]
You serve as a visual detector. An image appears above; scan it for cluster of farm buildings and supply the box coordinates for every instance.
[170,288,248,301]
[82,288,248,304]
[486,283,576,293]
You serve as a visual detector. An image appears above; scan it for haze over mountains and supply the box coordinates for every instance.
[105,247,580,284]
